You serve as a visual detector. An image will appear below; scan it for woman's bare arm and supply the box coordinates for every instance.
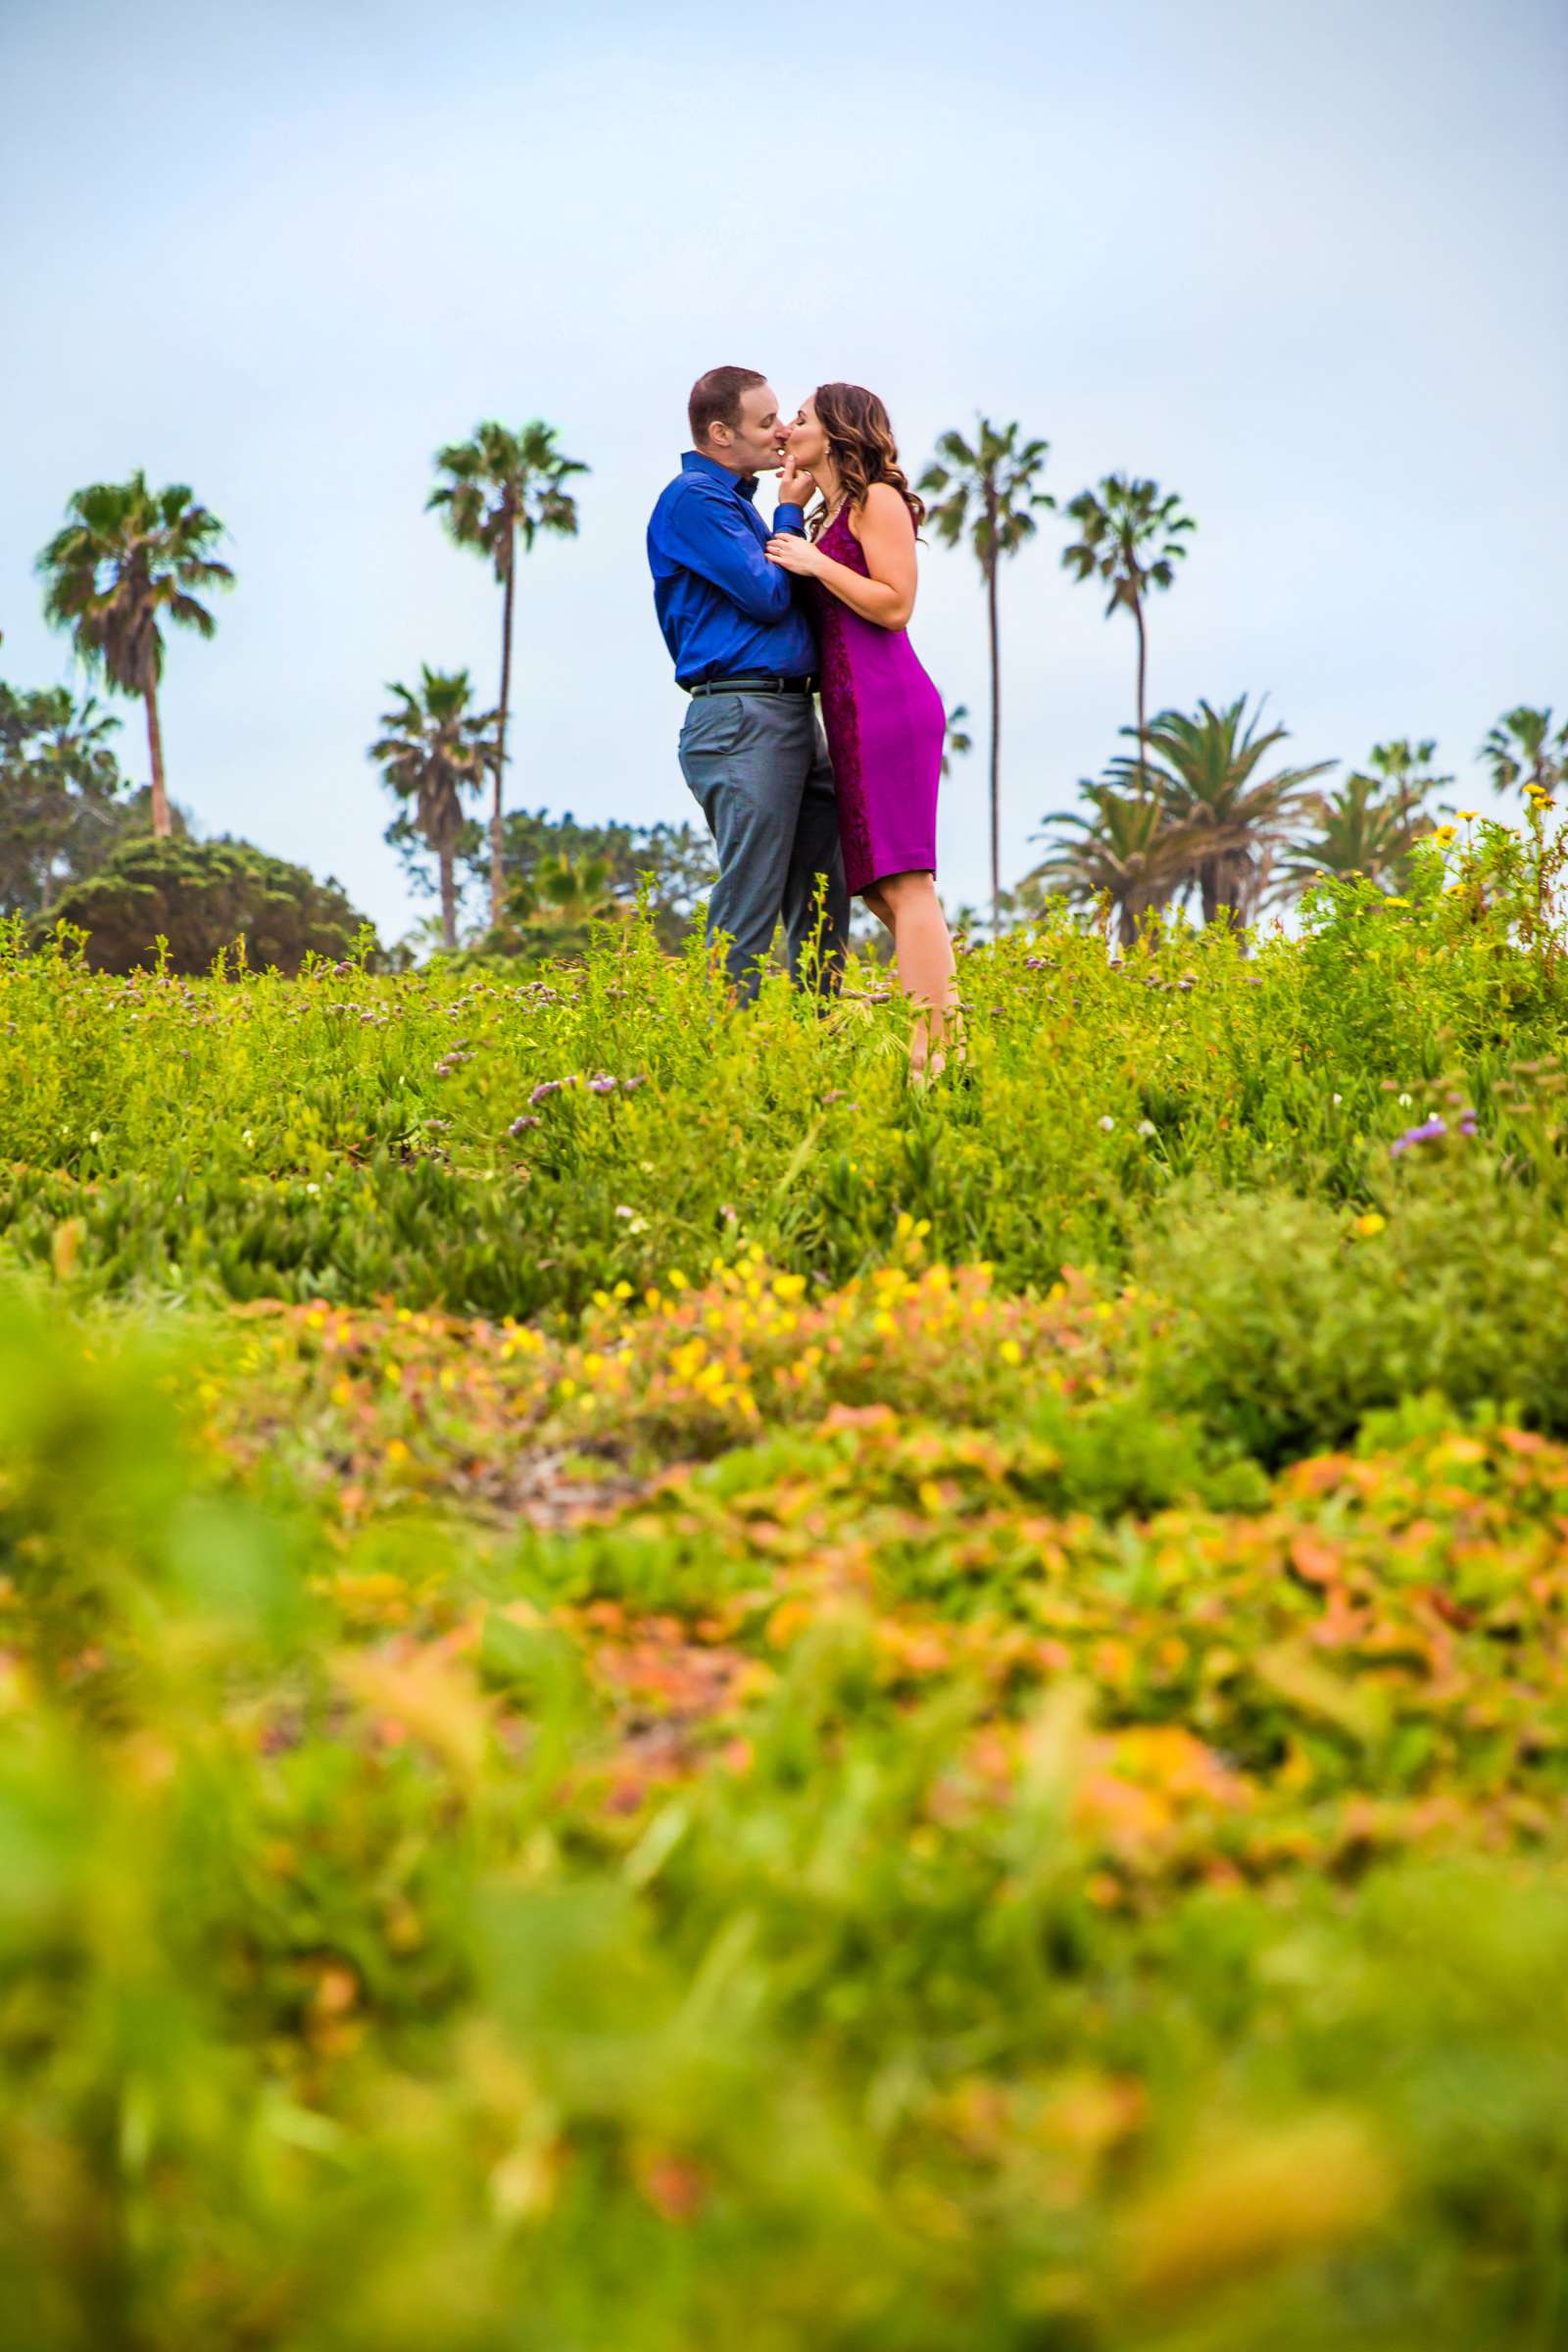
[764,483,918,629]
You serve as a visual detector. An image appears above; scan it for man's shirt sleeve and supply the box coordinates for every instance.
[655,480,796,624]
[772,502,806,535]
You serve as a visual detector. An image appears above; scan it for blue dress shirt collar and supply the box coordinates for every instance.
[681,448,760,504]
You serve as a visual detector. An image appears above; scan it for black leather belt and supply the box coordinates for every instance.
[684,673,815,697]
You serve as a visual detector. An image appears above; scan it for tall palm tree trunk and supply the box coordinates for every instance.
[986,538,1001,935]
[1133,598,1149,789]
[438,846,458,952]
[492,548,515,929]
[144,684,170,839]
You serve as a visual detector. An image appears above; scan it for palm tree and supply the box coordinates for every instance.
[1135,697,1332,929]
[369,667,498,951]
[1479,707,1567,802]
[1269,772,1429,902]
[940,703,973,780]
[36,474,232,837]
[919,419,1053,930]
[1059,475,1195,782]
[18,688,122,797]
[505,852,616,930]
[428,422,588,928]
[1356,738,1452,826]
[1025,780,1197,951]
[0,685,125,915]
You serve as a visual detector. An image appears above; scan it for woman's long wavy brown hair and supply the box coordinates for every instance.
[806,382,925,540]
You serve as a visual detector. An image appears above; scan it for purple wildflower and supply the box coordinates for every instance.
[509,1115,541,1137]
[587,1074,618,1095]
[529,1079,564,1104]
[620,1074,649,1093]
[1390,1115,1447,1156]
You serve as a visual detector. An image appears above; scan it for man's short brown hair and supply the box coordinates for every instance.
[688,366,766,448]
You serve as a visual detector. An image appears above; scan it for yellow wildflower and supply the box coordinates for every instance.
[1354,1212,1387,1238]
[1431,825,1457,848]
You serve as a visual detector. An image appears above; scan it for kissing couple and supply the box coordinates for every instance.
[647,367,960,1082]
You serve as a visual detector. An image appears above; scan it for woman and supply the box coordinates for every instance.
[766,385,957,1081]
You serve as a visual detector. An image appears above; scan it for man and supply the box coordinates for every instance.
[647,367,850,999]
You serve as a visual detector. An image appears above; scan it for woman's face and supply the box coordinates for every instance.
[785,397,830,471]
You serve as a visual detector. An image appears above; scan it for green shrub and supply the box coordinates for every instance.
[44,834,375,974]
[1138,1156,1568,1462]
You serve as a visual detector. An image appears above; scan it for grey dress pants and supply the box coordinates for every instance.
[678,690,851,1002]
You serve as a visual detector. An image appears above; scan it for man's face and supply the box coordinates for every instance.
[707,382,788,476]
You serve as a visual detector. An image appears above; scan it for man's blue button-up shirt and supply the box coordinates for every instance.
[647,450,815,687]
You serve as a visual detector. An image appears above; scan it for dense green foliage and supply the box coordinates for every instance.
[5,815,1567,1322]
[4,835,1568,2347]
[43,836,374,976]
[0,682,133,914]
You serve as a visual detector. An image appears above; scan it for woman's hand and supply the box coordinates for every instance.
[776,454,816,507]
[766,533,826,576]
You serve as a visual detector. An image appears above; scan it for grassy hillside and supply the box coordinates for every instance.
[4,873,1568,2349]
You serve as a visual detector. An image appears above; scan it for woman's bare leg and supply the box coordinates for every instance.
[876,871,957,1078]
[861,883,896,933]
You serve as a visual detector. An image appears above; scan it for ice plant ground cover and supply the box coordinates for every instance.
[4,840,1568,2350]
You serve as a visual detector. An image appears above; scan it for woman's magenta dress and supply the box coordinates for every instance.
[812,506,946,897]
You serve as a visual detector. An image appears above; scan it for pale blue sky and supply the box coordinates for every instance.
[3,0,1565,942]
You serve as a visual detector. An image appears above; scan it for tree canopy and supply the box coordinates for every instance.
[35,473,231,837]
[0,682,131,916]
[47,836,374,975]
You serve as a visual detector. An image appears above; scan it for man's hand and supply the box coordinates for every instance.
[766,533,826,577]
[776,454,816,508]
